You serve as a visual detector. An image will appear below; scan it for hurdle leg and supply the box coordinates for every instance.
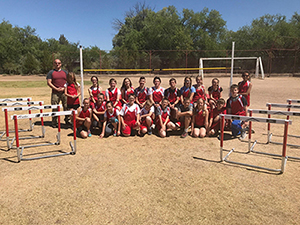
[39,102,45,138]
[267,105,271,143]
[70,110,77,154]
[220,115,225,161]
[56,106,61,145]
[14,115,21,162]
[5,109,10,149]
[280,121,289,173]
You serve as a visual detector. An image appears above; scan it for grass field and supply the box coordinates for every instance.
[0,74,300,224]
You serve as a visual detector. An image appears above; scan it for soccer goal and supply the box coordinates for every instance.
[199,56,265,80]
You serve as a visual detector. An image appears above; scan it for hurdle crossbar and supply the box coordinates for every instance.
[287,99,300,104]
[266,103,300,147]
[1,104,59,149]
[13,110,77,162]
[0,97,32,102]
[0,101,44,107]
[220,114,291,173]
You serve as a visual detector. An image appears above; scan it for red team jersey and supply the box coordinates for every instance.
[76,107,92,127]
[134,87,149,104]
[90,86,101,101]
[194,109,206,127]
[210,106,226,130]
[164,88,180,104]
[193,85,206,102]
[238,80,250,106]
[208,86,223,100]
[151,87,165,103]
[65,82,80,105]
[104,108,119,122]
[122,87,135,102]
[106,88,122,108]
[226,95,247,116]
[95,101,106,112]
[155,106,170,130]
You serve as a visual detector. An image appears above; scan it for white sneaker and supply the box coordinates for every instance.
[239,131,247,140]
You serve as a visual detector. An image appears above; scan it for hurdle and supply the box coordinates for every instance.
[0,101,44,139]
[266,103,300,145]
[287,99,300,104]
[2,104,61,149]
[12,110,77,162]
[220,114,292,173]
[0,97,32,102]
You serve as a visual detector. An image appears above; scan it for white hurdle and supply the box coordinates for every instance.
[12,110,77,162]
[248,109,300,159]
[0,101,44,141]
[287,99,300,104]
[220,114,292,173]
[2,104,60,149]
[266,103,300,145]
[0,97,32,102]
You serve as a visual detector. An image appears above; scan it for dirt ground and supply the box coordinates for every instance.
[0,74,300,224]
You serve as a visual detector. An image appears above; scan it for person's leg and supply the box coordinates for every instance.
[104,123,114,137]
[51,92,60,126]
[199,127,206,138]
[60,92,69,123]
[167,121,176,130]
[159,128,166,138]
[192,128,200,137]
[231,120,242,137]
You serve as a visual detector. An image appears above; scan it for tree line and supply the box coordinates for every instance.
[0,4,299,75]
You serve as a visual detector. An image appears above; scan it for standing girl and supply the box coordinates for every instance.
[64,72,81,110]
[191,98,209,138]
[105,78,122,110]
[208,78,223,109]
[121,77,134,105]
[180,77,195,104]
[238,71,252,106]
[88,76,102,109]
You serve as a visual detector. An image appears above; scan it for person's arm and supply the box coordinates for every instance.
[121,89,127,105]
[76,85,81,98]
[114,92,121,108]
[191,115,195,135]
[163,116,169,127]
[117,114,121,135]
[64,85,71,98]
[47,79,64,92]
[99,120,107,138]
[204,109,209,129]
[76,108,84,123]
[240,83,252,96]
[92,108,99,121]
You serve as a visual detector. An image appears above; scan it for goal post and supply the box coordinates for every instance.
[199,56,265,80]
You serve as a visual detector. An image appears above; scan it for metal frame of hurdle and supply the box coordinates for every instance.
[0,101,44,142]
[0,101,44,140]
[266,103,300,147]
[0,97,32,102]
[220,114,292,173]
[2,104,61,150]
[12,110,77,162]
[248,109,300,160]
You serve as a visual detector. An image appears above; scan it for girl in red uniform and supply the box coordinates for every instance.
[121,77,134,105]
[191,98,209,138]
[120,94,141,137]
[238,71,252,106]
[208,78,223,109]
[192,75,206,105]
[99,101,121,138]
[156,98,176,138]
[92,93,106,131]
[105,78,122,110]
[139,100,154,136]
[76,98,92,138]
[207,98,226,136]
[135,76,150,109]
[88,76,102,109]
[64,72,81,110]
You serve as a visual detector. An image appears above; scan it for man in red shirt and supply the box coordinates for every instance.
[46,59,68,127]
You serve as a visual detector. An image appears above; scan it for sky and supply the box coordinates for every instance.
[0,0,299,50]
